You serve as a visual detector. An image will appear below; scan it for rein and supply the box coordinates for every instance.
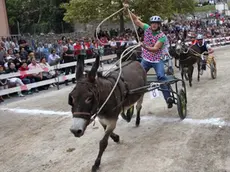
[90,6,141,123]
[72,6,142,125]
[177,43,206,63]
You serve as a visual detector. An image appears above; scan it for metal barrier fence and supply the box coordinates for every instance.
[1,36,230,97]
[0,54,116,96]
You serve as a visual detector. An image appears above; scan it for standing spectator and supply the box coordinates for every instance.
[73,40,82,57]
[68,40,74,51]
[62,46,75,85]
[0,44,6,64]
[42,44,50,62]
[1,37,10,51]
[18,36,30,53]
[36,42,44,59]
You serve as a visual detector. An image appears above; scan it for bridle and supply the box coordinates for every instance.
[176,42,203,62]
[71,81,100,125]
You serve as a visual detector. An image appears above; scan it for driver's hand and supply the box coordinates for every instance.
[123,3,129,9]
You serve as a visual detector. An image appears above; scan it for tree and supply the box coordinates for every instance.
[61,0,195,33]
[132,0,174,22]
[6,0,73,34]
[61,0,126,32]
[172,0,195,15]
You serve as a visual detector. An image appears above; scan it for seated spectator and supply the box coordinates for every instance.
[109,38,117,54]
[4,55,14,70]
[40,57,56,79]
[20,47,28,61]
[5,62,26,97]
[48,49,61,66]
[28,57,43,82]
[27,52,35,64]
[0,63,7,102]
[19,61,37,93]
[5,52,14,62]
[14,53,22,70]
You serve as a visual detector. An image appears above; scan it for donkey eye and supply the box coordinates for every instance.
[85,97,93,104]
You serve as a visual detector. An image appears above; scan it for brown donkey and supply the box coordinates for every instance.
[68,53,146,172]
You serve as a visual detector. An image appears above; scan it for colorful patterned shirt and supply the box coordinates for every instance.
[142,24,166,63]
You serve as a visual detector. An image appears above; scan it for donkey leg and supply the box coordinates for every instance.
[126,105,134,122]
[180,66,184,81]
[136,95,144,127]
[188,66,194,87]
[92,119,117,172]
[100,121,120,143]
[197,61,201,82]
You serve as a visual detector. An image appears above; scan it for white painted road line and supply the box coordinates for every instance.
[0,108,70,116]
[1,107,229,127]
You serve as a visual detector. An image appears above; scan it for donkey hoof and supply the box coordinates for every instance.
[113,135,120,143]
[136,117,140,127]
[91,166,98,172]
[111,134,120,143]
[92,162,100,172]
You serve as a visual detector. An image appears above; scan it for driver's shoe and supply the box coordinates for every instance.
[167,97,174,109]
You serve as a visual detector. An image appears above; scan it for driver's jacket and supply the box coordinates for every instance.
[193,40,209,54]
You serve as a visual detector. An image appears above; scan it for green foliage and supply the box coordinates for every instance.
[171,0,195,15]
[132,0,173,21]
[195,5,215,12]
[6,0,73,34]
[61,0,123,23]
[6,0,196,34]
[61,0,195,24]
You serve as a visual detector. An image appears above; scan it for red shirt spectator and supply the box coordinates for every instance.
[19,62,31,79]
[74,42,82,56]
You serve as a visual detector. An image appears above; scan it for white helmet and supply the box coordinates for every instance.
[196,34,204,40]
[150,16,162,23]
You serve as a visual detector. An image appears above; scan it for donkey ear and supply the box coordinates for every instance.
[76,55,84,81]
[88,52,100,82]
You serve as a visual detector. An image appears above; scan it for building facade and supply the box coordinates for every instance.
[0,0,9,37]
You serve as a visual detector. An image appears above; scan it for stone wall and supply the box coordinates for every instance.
[74,21,135,37]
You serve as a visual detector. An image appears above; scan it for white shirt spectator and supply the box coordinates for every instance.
[48,53,60,65]
[110,41,117,47]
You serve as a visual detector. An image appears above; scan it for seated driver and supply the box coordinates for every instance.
[194,34,214,70]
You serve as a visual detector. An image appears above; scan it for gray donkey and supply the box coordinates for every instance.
[68,53,146,172]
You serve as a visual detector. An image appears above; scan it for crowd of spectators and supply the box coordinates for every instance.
[1,19,230,103]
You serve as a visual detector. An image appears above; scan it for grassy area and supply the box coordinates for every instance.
[195,5,216,12]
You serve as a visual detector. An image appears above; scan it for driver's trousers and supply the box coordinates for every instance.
[141,59,171,102]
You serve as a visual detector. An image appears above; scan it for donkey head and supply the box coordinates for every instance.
[175,39,188,55]
[68,52,100,137]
